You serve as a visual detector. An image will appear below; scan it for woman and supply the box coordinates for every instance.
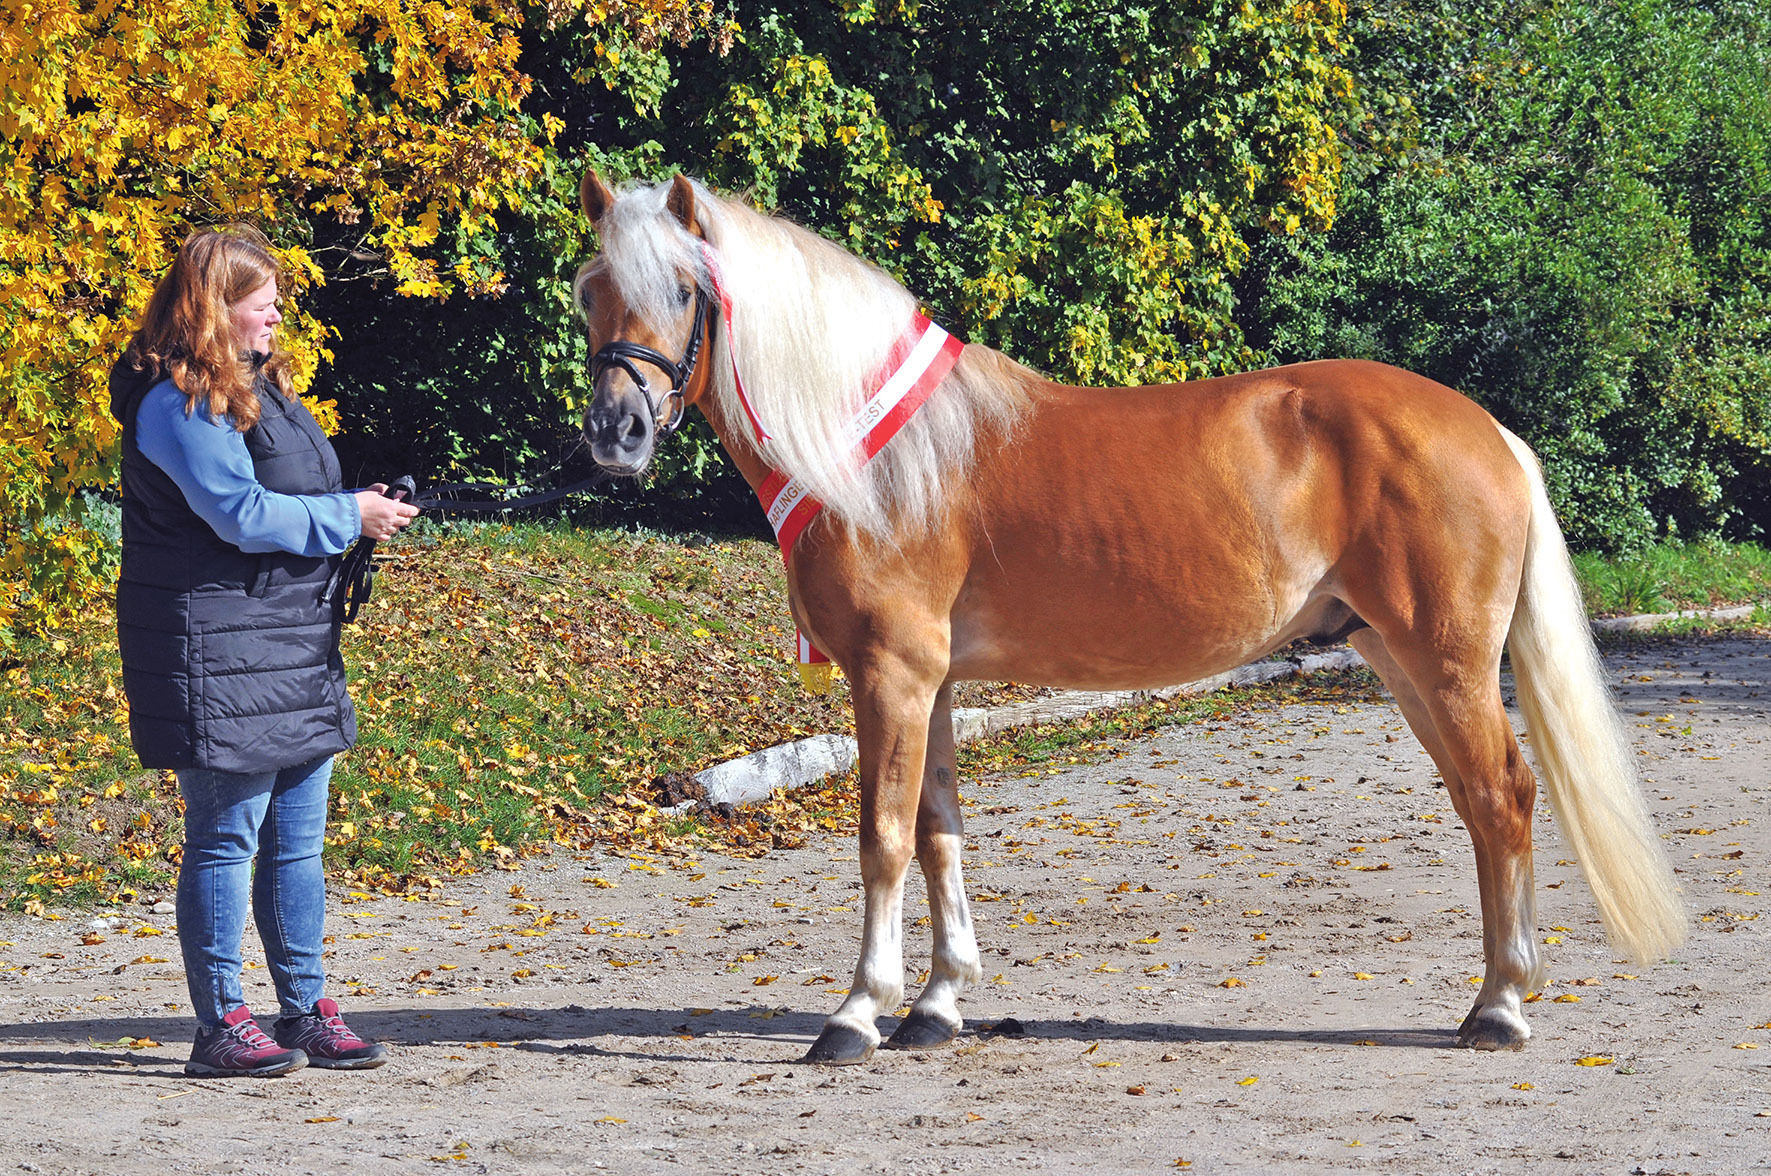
[109,225,418,1078]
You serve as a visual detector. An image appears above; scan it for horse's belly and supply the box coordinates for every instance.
[946,586,1314,691]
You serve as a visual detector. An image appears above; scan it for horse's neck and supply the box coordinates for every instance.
[692,386,773,494]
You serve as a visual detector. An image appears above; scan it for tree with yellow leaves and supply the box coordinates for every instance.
[0,0,566,639]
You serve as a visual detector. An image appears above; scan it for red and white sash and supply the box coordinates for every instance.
[701,244,964,680]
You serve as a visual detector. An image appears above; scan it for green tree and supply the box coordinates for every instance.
[1244,0,1771,549]
[314,1,1365,514]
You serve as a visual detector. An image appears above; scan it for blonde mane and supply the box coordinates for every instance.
[580,178,1027,537]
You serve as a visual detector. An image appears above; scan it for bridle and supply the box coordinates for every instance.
[587,286,710,438]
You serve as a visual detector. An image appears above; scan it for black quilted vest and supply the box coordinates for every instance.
[111,361,358,773]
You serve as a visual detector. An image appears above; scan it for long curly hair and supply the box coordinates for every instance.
[121,224,293,432]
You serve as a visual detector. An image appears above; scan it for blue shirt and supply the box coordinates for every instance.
[132,379,361,557]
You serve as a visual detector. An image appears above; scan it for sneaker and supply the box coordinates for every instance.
[272,998,389,1070]
[186,1006,309,1078]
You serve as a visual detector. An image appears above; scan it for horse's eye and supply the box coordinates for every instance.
[675,284,692,308]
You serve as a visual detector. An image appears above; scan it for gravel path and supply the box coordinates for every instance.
[3,634,1767,1175]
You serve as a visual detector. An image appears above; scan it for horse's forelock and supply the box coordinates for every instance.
[585,181,710,336]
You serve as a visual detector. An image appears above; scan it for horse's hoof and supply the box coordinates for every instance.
[883,1009,960,1051]
[1456,1006,1530,1051]
[803,1024,877,1066]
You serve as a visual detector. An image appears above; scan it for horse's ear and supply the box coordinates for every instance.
[666,174,699,235]
[581,168,617,224]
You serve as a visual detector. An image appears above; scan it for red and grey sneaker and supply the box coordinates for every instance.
[272,998,390,1070]
[186,1006,309,1078]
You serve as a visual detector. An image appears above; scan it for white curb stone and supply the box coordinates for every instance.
[686,649,1368,810]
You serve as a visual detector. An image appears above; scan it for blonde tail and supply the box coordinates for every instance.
[1497,426,1685,963]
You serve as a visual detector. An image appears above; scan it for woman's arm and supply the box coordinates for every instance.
[133,381,362,557]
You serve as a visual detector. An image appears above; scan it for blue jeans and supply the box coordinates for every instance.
[176,756,332,1028]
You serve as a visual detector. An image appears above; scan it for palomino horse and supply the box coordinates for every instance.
[574,171,1684,1064]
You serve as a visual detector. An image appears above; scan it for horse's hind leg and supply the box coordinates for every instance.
[886,683,984,1050]
[804,651,942,1065]
[1348,628,1542,1050]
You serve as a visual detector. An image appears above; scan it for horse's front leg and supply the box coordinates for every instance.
[804,655,941,1065]
[886,683,983,1050]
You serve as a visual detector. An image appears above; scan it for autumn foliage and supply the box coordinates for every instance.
[0,0,645,637]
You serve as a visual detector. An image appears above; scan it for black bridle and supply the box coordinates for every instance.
[587,287,710,438]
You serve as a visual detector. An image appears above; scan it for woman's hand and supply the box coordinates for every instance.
[355,485,420,542]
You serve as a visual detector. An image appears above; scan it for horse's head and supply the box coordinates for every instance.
[576,170,714,476]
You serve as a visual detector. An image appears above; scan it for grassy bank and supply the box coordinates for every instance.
[3,527,1767,912]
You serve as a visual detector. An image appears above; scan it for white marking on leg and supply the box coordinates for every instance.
[825,853,908,1046]
[913,827,982,1032]
[1469,857,1539,1045]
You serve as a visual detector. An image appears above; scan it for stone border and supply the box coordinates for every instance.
[684,650,1364,811]
[678,603,1762,812]
[1590,603,1758,632]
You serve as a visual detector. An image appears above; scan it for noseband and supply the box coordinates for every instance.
[588,287,710,438]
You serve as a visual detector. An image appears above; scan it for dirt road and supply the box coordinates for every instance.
[3,634,1767,1175]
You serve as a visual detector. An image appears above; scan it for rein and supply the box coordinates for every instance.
[412,473,615,515]
[328,468,616,624]
[587,286,710,438]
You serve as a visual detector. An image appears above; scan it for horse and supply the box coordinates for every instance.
[571,170,1684,1064]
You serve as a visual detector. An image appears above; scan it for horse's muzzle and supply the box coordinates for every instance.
[584,390,655,476]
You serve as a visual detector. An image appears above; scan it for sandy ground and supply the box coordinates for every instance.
[2,633,1768,1176]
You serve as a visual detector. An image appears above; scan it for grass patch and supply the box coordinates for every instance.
[1574,540,1771,616]
[1,521,847,909]
[3,527,1766,912]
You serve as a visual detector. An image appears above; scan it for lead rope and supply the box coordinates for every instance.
[329,475,416,625]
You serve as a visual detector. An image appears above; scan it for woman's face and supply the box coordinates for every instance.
[230,278,282,354]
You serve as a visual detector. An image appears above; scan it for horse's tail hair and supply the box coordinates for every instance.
[1498,426,1685,963]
